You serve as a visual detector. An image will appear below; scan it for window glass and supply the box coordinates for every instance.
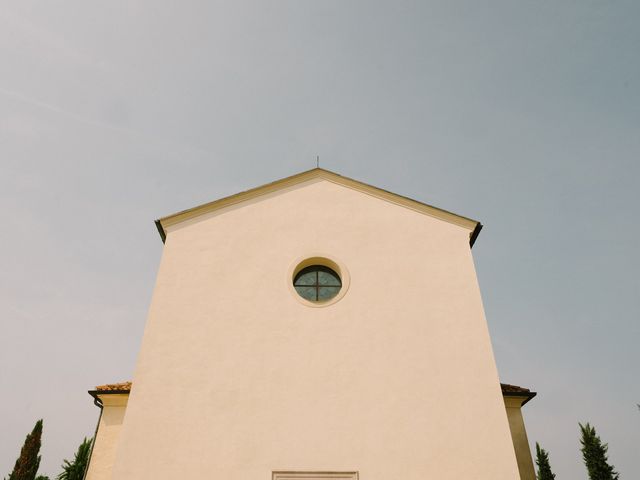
[293,265,341,302]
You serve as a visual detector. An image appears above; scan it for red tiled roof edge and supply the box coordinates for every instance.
[500,383,531,393]
[94,381,132,392]
[501,382,536,406]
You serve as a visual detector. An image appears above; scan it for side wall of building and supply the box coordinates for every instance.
[504,396,536,480]
[87,391,535,480]
[85,395,128,480]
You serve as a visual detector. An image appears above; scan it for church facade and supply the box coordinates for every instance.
[85,169,536,480]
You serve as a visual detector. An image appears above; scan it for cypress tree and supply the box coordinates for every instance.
[535,442,556,480]
[6,420,44,480]
[56,438,92,480]
[579,422,619,480]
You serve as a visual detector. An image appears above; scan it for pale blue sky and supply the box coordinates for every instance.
[1,1,638,478]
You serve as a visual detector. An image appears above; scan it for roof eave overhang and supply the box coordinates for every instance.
[154,168,482,247]
[155,219,166,243]
[88,389,131,406]
[503,391,537,406]
[469,222,483,247]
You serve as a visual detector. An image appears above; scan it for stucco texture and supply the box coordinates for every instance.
[504,396,536,480]
[85,395,128,480]
[111,179,521,479]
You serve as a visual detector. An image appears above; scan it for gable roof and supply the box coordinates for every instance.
[154,168,483,246]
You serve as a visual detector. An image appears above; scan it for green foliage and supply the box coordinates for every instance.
[535,442,556,480]
[56,438,92,480]
[6,420,44,480]
[579,423,619,480]
[35,476,50,480]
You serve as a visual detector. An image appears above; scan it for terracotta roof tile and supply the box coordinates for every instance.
[500,383,531,393]
[95,381,132,392]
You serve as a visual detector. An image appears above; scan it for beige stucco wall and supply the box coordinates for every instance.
[111,178,521,479]
[85,394,128,480]
[504,397,536,480]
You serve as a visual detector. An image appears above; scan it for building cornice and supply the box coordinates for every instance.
[154,168,482,246]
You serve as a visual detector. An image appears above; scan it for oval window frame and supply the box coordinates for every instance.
[287,254,350,308]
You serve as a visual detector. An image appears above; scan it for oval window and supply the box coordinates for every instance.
[293,265,342,302]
